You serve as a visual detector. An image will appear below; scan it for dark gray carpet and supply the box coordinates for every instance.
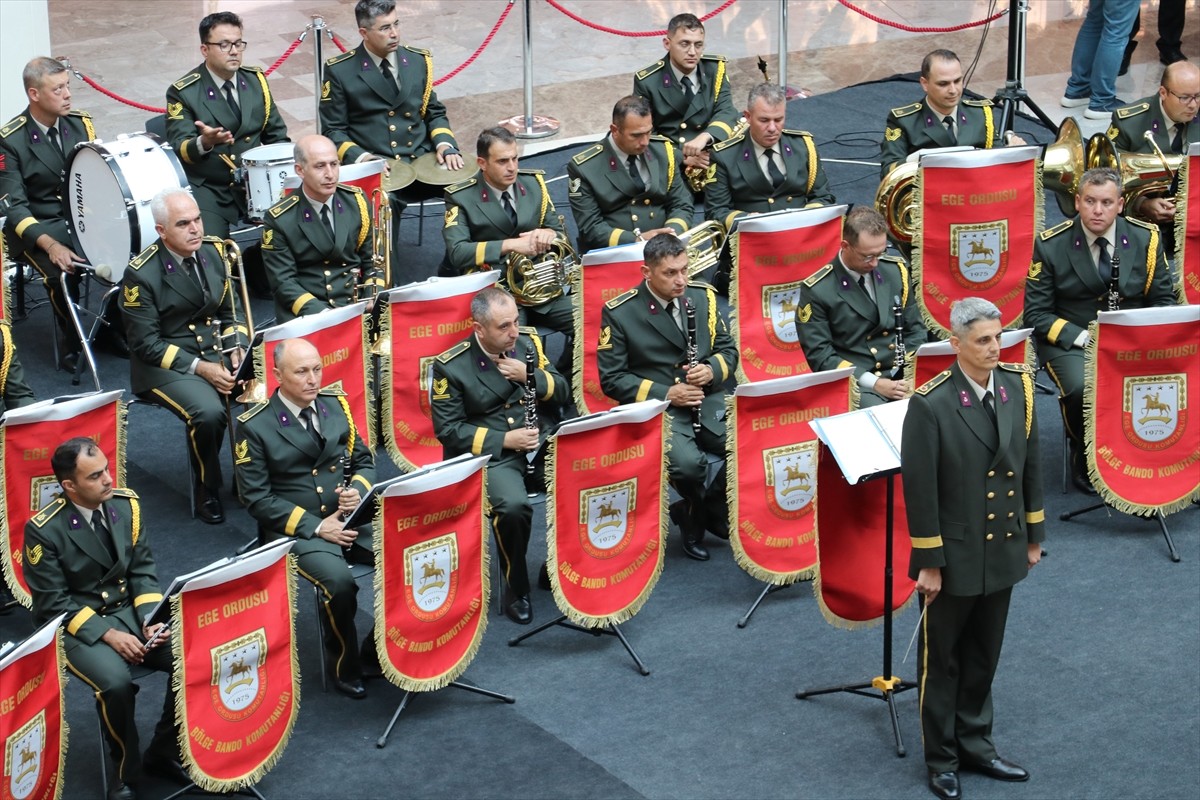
[1,77,1196,800]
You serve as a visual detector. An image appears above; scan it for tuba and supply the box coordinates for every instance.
[504,233,579,306]
[1087,132,1184,208]
[680,221,727,278]
[874,159,919,244]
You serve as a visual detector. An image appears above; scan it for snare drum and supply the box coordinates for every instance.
[242,142,296,221]
[63,132,187,283]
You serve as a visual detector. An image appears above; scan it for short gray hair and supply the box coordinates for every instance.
[949,297,1001,337]
[471,286,516,323]
[1077,167,1121,194]
[23,57,67,91]
[151,188,195,225]
[747,83,787,110]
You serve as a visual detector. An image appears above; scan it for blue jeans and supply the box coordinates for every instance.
[1064,0,1140,111]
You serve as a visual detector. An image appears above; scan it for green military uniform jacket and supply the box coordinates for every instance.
[0,107,95,258]
[880,97,999,177]
[597,281,737,435]
[567,136,694,253]
[632,54,739,149]
[431,329,568,460]
[798,254,928,380]
[165,65,289,222]
[1107,96,1198,153]
[0,324,34,410]
[319,43,457,164]
[1025,216,1176,363]
[902,362,1045,597]
[235,388,375,555]
[122,236,250,395]
[704,130,834,231]
[24,489,162,646]
[261,184,378,321]
[441,169,565,274]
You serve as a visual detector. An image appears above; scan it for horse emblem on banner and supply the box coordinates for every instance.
[209,630,267,722]
[950,221,1008,290]
[762,442,817,519]
[404,534,458,621]
[1122,375,1186,450]
[760,281,803,350]
[580,480,636,558]
[5,711,44,800]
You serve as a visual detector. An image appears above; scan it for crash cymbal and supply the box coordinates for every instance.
[412,152,478,186]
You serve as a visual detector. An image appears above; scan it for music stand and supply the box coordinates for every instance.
[796,402,916,757]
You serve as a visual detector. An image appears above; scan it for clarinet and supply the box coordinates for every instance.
[889,294,906,381]
[337,433,353,522]
[684,298,702,435]
[523,345,538,476]
[1107,250,1121,311]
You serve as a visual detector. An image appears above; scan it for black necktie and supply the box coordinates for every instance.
[320,204,335,237]
[982,390,997,427]
[380,57,398,94]
[942,114,957,144]
[1096,236,1112,280]
[682,75,695,104]
[222,80,239,116]
[764,148,785,188]
[46,124,62,156]
[502,190,517,226]
[664,299,682,331]
[92,508,118,561]
[1171,123,1185,155]
[183,256,207,295]
[300,406,324,448]
[857,274,872,300]
[627,155,646,192]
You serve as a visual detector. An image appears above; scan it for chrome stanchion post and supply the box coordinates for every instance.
[499,0,559,139]
[777,0,806,100]
[310,15,327,133]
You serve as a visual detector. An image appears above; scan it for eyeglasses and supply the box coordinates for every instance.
[205,40,248,53]
[373,22,400,35]
[849,247,886,264]
[1165,88,1200,104]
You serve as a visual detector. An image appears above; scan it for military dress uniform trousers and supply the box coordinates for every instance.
[16,223,83,347]
[486,451,539,597]
[667,413,729,537]
[1043,349,1085,446]
[295,545,365,681]
[142,375,230,493]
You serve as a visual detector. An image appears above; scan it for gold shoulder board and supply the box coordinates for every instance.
[436,340,471,364]
[1040,219,1073,240]
[173,73,201,90]
[1125,216,1157,232]
[999,362,1032,375]
[0,116,27,138]
[635,61,665,81]
[30,498,66,528]
[404,46,431,57]
[605,289,638,309]
[129,243,159,270]
[700,53,727,63]
[109,487,140,499]
[891,102,922,118]
[572,144,604,165]
[783,129,813,138]
[963,98,993,107]
[916,370,952,396]
[1115,102,1150,119]
[445,177,478,193]
[269,194,300,217]
[325,50,355,67]
[802,264,833,288]
[517,168,545,176]
[242,65,264,73]
[68,109,92,119]
[237,402,269,424]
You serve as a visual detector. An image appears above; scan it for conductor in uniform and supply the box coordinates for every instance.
[1024,167,1177,493]
[235,338,376,698]
[261,134,378,322]
[598,233,737,561]
[797,207,927,407]
[122,188,250,524]
[165,11,289,237]
[431,287,570,624]
[24,438,185,800]
[567,95,694,253]
[901,298,1044,800]
[632,13,739,174]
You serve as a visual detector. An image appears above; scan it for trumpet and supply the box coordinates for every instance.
[680,221,727,279]
[504,222,578,307]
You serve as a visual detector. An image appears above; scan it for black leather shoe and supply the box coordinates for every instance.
[502,586,533,624]
[142,750,189,785]
[333,676,367,699]
[1160,47,1186,65]
[928,771,961,800]
[966,756,1029,782]
[1071,468,1098,495]
[537,562,552,591]
[670,501,709,561]
[59,349,79,374]
[107,777,136,800]
[194,488,225,524]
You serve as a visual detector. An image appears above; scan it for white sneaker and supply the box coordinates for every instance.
[1083,107,1114,120]
[1061,95,1090,108]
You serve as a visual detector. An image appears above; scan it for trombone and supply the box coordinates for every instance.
[365,189,393,356]
[217,238,265,405]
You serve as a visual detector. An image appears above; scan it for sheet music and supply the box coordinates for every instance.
[808,399,910,484]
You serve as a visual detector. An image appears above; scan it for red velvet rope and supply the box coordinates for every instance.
[434,0,515,85]
[265,36,304,75]
[836,0,1007,33]
[545,0,737,37]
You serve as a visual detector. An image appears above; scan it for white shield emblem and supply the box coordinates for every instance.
[404,534,458,620]
[1123,375,1186,450]
[760,281,803,349]
[763,443,816,519]
[580,480,636,558]
[210,630,266,721]
[29,477,61,512]
[5,711,44,800]
[950,221,1007,287]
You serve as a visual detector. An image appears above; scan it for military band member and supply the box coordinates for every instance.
[632,13,739,173]
[235,338,376,698]
[1024,168,1177,494]
[879,49,1024,179]
[797,207,928,407]
[261,135,378,322]
[902,298,1044,800]
[24,438,185,800]
[567,95,694,253]
[598,233,737,561]
[165,11,289,237]
[442,127,573,337]
[705,82,835,232]
[0,324,35,410]
[122,189,250,524]
[0,57,99,371]
[431,288,570,624]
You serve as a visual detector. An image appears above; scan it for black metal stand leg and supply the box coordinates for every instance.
[508,614,649,675]
[991,0,1057,133]
[1058,501,1106,521]
[1060,502,1183,562]
[375,690,413,748]
[162,783,266,799]
[449,680,517,704]
[375,680,514,749]
[737,582,789,628]
[607,624,650,676]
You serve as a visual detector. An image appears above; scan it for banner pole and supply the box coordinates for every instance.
[311,15,326,134]
[499,0,559,139]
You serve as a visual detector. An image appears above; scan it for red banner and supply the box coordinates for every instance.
[573,243,646,414]
[1,391,125,607]
[374,456,488,690]
[258,303,372,446]
[0,617,67,800]
[728,370,853,583]
[548,400,668,626]
[1180,146,1198,304]
[1085,306,1200,515]
[909,328,1033,389]
[173,544,298,793]
[731,206,846,382]
[382,272,498,470]
[915,148,1040,336]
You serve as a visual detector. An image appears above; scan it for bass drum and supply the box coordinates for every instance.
[63,132,187,283]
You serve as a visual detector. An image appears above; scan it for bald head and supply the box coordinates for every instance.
[1160,61,1200,125]
[273,338,324,406]
[295,135,341,202]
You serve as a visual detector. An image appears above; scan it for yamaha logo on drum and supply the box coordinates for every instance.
[73,172,86,233]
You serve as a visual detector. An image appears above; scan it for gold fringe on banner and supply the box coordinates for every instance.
[379,301,421,471]
[1173,155,1189,303]
[50,627,70,800]
[0,426,29,609]
[361,306,376,448]
[570,272,591,414]
[812,571,918,631]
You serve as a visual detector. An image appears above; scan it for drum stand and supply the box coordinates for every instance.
[992,0,1057,133]
[61,271,117,392]
[1060,503,1182,562]
[508,616,650,676]
[375,680,516,749]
